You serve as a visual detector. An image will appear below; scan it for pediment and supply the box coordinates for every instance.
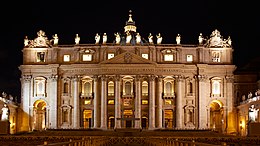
[99,52,157,64]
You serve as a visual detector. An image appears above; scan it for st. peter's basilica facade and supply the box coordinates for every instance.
[18,11,237,134]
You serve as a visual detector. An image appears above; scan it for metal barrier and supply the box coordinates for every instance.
[37,136,227,146]
[37,136,110,146]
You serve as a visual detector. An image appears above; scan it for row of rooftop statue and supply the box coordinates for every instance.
[24,29,232,48]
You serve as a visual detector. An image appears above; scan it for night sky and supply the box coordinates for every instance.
[1,1,260,99]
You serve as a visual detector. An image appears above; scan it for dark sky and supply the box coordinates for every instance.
[1,1,260,98]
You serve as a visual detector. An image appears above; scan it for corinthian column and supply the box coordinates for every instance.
[149,75,156,129]
[73,75,81,128]
[48,74,58,129]
[100,75,107,129]
[157,76,163,128]
[176,75,184,129]
[197,74,208,129]
[93,75,100,128]
[20,75,32,131]
[135,75,142,129]
[114,75,122,129]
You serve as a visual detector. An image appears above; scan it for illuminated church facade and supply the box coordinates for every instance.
[18,11,237,134]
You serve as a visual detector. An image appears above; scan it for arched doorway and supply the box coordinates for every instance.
[33,100,47,130]
[209,100,224,132]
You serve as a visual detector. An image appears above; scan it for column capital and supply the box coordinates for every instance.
[148,75,156,81]
[72,75,82,82]
[135,75,142,82]
[20,75,32,82]
[49,74,58,81]
[174,75,185,82]
[100,75,107,81]
[157,75,163,82]
[93,75,99,81]
[225,75,234,83]
[195,74,208,82]
[114,75,121,82]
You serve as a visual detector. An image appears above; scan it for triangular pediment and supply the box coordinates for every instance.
[99,52,157,64]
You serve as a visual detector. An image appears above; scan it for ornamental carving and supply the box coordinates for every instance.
[124,52,132,63]
[24,30,50,48]
[205,29,232,48]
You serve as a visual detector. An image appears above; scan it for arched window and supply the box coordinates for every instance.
[212,80,220,95]
[165,82,172,96]
[83,82,91,96]
[64,82,69,93]
[142,81,148,96]
[34,77,46,97]
[125,81,131,95]
[108,81,114,96]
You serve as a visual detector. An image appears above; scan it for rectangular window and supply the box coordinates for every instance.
[186,55,193,62]
[164,54,173,61]
[142,99,148,105]
[63,55,70,62]
[165,99,172,105]
[212,51,220,62]
[142,54,149,59]
[83,54,92,61]
[108,53,114,59]
[84,99,91,105]
[108,99,114,105]
[37,52,45,62]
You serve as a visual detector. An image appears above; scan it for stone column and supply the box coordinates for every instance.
[115,75,122,129]
[197,75,208,129]
[48,74,58,129]
[20,75,32,132]
[93,75,100,128]
[73,75,81,128]
[157,76,163,128]
[176,75,184,129]
[135,75,142,129]
[148,75,156,129]
[100,75,108,129]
